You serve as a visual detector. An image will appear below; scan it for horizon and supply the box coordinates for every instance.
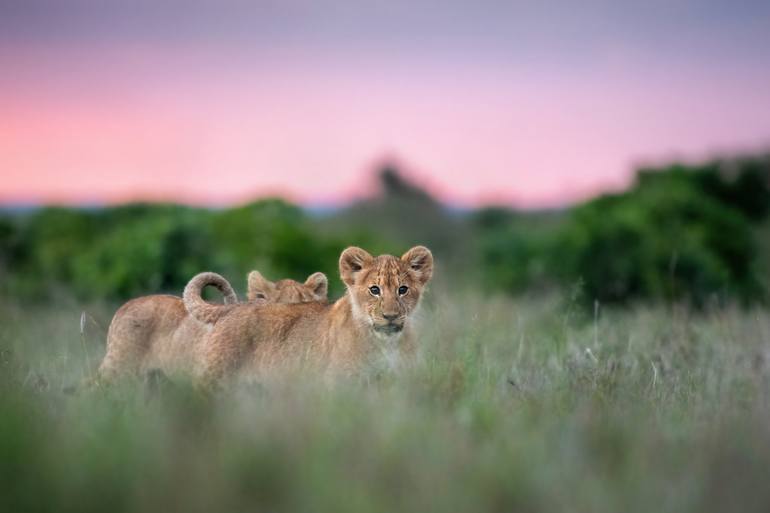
[2,1,770,208]
[0,149,767,213]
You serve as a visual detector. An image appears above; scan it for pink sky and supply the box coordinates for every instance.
[1,2,769,208]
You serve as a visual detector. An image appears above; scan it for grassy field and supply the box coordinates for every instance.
[2,291,770,513]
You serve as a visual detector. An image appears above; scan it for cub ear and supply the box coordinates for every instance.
[304,272,328,299]
[247,270,275,301]
[401,245,433,285]
[339,246,374,287]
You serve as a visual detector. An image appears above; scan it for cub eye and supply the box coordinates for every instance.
[369,286,381,296]
[398,285,409,295]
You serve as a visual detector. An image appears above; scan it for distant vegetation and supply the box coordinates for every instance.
[478,155,770,307]
[0,154,768,308]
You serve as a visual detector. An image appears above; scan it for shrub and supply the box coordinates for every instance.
[71,212,218,299]
[554,176,762,306]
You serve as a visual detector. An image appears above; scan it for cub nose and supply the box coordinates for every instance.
[382,313,399,322]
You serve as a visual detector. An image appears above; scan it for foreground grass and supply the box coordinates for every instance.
[1,293,769,513]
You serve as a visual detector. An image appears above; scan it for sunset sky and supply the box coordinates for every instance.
[1,1,769,208]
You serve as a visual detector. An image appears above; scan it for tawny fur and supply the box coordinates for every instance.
[195,246,433,386]
[98,271,328,381]
[183,270,328,325]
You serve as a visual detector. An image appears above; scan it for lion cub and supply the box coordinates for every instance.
[189,246,433,385]
[98,270,328,380]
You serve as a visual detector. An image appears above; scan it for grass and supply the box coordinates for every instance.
[1,292,770,513]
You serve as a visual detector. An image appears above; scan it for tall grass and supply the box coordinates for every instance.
[1,293,769,513]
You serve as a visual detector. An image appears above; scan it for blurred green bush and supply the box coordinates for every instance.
[473,155,769,307]
[0,154,768,307]
[554,177,762,306]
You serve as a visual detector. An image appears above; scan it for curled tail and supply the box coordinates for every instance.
[183,272,238,324]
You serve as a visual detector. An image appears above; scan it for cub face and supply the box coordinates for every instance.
[339,246,433,336]
[248,271,328,303]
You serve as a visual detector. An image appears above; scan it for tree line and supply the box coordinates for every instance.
[1,154,768,308]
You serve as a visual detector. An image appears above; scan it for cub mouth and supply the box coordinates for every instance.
[373,323,403,334]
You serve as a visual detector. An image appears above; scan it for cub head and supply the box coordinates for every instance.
[339,245,433,337]
[248,271,328,303]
